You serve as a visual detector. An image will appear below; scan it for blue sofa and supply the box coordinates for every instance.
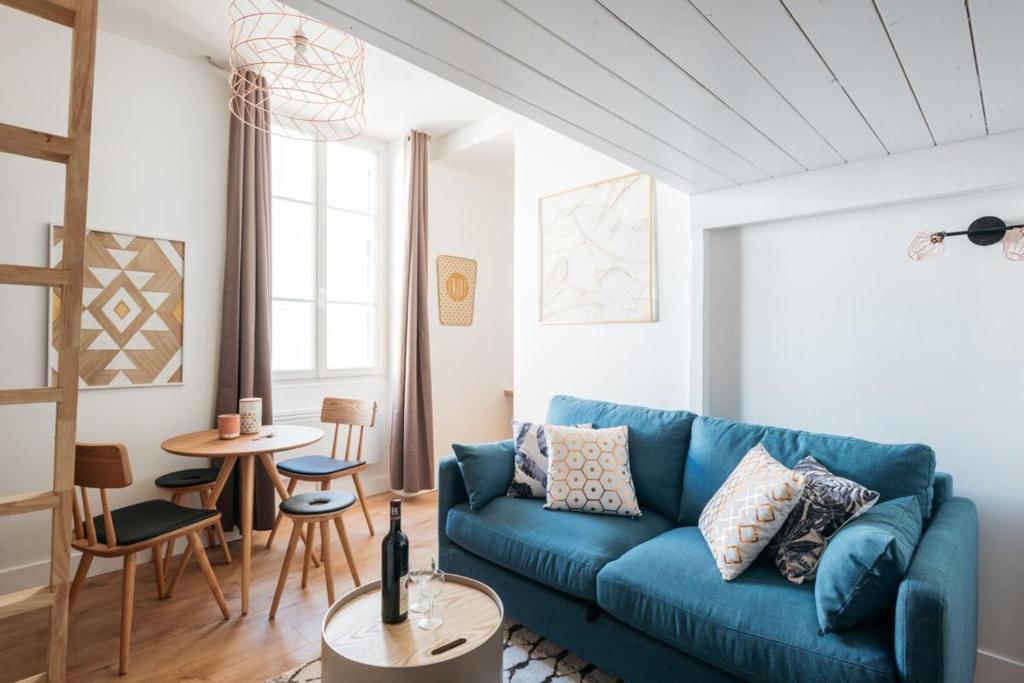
[438,396,978,683]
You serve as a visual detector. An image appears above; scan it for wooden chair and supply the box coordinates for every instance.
[69,444,230,675]
[155,467,232,579]
[269,489,361,619]
[267,398,377,554]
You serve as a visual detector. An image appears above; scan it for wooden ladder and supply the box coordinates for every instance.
[0,1,97,681]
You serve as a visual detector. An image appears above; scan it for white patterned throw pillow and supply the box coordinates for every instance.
[507,421,591,499]
[544,425,641,517]
[698,444,806,581]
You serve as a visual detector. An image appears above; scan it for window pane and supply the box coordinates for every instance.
[326,209,375,303]
[272,300,315,371]
[271,135,314,202]
[326,143,375,213]
[272,198,315,299]
[326,303,375,369]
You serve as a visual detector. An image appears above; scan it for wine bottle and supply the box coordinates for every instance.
[381,498,409,623]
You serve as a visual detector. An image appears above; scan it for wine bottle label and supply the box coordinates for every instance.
[399,573,409,614]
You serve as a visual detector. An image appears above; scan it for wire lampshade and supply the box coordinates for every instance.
[907,231,945,261]
[228,0,365,141]
[1004,227,1024,262]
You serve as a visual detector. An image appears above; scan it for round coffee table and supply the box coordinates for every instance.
[321,574,504,682]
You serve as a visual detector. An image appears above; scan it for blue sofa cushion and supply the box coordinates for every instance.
[816,497,923,634]
[678,416,935,525]
[597,527,897,683]
[445,496,675,601]
[452,439,515,510]
[546,395,696,521]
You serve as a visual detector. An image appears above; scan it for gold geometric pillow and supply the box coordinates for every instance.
[544,425,641,517]
[698,443,805,581]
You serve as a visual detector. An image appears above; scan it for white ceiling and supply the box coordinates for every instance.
[434,131,514,184]
[97,0,501,141]
[286,0,1024,194]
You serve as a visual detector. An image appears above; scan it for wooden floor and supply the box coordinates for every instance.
[0,491,439,682]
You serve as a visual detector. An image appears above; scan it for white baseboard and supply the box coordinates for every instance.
[977,649,1024,683]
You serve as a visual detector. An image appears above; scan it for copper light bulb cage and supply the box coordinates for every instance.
[228,0,366,141]
[908,216,1024,262]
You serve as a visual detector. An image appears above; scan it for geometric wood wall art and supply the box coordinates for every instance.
[49,226,184,387]
[436,254,477,326]
[538,172,656,324]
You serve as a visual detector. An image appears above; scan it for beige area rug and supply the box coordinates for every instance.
[266,621,622,682]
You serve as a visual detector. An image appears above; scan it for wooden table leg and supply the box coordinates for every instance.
[258,452,320,566]
[206,456,239,509]
[239,455,254,615]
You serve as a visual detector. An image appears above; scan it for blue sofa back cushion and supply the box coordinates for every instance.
[452,439,515,510]
[547,395,697,521]
[816,496,923,633]
[678,416,936,525]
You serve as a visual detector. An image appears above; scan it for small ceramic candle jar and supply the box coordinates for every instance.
[239,397,263,434]
[217,414,240,440]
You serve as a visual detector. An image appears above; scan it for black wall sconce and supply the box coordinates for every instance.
[908,216,1024,261]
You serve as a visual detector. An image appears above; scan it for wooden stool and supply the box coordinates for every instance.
[267,398,378,556]
[269,490,362,619]
[155,468,232,582]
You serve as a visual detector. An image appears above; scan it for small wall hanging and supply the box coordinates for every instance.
[436,255,478,326]
[539,172,655,324]
[49,226,184,388]
[908,216,1024,261]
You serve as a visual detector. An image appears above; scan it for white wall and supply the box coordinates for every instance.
[513,120,693,420]
[427,163,513,456]
[700,140,1024,681]
[0,10,228,589]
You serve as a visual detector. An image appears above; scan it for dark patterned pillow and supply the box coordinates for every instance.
[770,456,879,584]
[507,421,590,499]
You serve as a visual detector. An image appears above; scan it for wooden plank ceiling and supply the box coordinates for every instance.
[292,0,1023,193]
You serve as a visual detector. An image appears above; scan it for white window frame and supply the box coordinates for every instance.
[272,135,388,383]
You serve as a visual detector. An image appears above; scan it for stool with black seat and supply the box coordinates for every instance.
[155,467,232,577]
[68,443,230,675]
[269,489,362,619]
[266,398,378,556]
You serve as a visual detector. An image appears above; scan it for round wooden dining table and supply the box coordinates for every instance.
[161,425,324,615]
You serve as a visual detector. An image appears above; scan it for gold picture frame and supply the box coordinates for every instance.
[538,172,655,324]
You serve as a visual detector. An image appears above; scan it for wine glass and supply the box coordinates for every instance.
[416,567,446,630]
[407,566,431,613]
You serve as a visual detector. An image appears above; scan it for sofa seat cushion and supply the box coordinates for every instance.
[596,527,897,683]
[546,395,696,521]
[679,416,935,525]
[445,497,675,601]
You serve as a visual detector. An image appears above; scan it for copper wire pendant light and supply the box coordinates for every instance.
[228,0,366,141]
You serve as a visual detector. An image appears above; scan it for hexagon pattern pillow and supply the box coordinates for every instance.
[698,443,806,581]
[544,425,641,517]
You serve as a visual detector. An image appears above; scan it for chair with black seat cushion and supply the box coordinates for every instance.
[267,398,377,554]
[155,467,232,575]
[269,489,362,618]
[69,443,229,675]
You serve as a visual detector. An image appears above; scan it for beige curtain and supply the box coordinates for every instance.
[215,70,275,530]
[390,130,435,493]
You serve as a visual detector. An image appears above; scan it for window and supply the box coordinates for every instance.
[270,135,385,378]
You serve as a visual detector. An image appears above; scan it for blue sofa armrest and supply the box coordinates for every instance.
[437,454,468,567]
[894,496,978,683]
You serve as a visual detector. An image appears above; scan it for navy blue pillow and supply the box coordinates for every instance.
[452,440,515,510]
[815,496,923,633]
